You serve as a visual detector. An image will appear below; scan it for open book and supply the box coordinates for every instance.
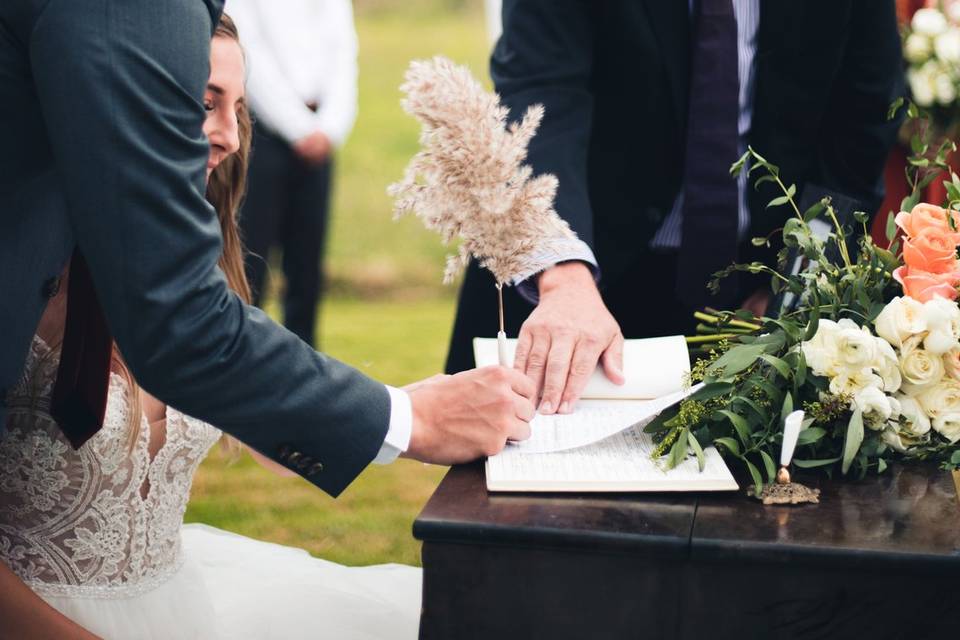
[474,336,738,493]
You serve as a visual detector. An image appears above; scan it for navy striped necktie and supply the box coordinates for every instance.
[676,0,740,309]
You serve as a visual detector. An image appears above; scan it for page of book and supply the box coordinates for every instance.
[507,386,703,454]
[473,335,690,400]
[486,424,738,492]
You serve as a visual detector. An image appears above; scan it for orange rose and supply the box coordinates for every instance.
[895,203,960,245]
[902,229,960,273]
[893,265,960,302]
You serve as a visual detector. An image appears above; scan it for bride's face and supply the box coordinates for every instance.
[202,36,245,179]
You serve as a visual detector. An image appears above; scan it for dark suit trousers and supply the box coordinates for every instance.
[241,123,332,347]
[445,252,704,374]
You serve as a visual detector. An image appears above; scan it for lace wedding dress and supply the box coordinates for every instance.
[0,336,421,639]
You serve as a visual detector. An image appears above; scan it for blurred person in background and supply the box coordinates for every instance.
[230,0,359,347]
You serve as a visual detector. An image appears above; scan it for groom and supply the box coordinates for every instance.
[0,0,535,494]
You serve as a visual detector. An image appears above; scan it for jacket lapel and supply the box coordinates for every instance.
[757,0,790,57]
[640,0,691,132]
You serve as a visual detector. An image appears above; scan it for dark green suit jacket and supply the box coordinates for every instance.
[0,0,388,496]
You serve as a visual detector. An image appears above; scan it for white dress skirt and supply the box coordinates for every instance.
[40,524,423,640]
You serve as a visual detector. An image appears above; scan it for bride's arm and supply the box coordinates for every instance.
[0,562,101,640]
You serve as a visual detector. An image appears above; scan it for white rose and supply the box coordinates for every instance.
[882,425,909,452]
[834,319,878,371]
[921,297,960,354]
[935,27,960,62]
[936,72,958,104]
[906,33,933,63]
[913,8,949,36]
[874,338,902,393]
[895,394,932,436]
[830,367,884,397]
[874,296,927,348]
[899,335,945,391]
[908,63,938,107]
[944,348,960,380]
[801,319,841,377]
[853,386,898,429]
[932,413,960,443]
[916,378,960,419]
[950,2,960,24]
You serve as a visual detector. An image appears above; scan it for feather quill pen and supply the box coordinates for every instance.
[388,57,576,364]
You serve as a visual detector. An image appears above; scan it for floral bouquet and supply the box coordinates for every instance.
[904,5,960,128]
[647,102,960,489]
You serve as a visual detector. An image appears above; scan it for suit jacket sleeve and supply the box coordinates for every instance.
[492,0,598,251]
[28,0,388,496]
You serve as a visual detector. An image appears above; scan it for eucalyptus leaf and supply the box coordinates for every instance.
[780,392,794,424]
[713,437,741,457]
[705,343,766,380]
[796,427,826,445]
[691,382,736,402]
[688,431,706,472]
[669,428,690,469]
[759,450,777,483]
[761,354,792,381]
[793,456,842,468]
[717,409,752,448]
[745,459,764,492]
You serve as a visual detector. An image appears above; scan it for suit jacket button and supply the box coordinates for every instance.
[296,455,314,471]
[277,444,292,460]
[287,451,303,465]
[42,276,61,298]
[307,462,324,476]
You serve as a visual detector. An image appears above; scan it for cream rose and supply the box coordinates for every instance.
[913,8,949,36]
[899,335,945,391]
[916,378,960,420]
[944,348,960,380]
[936,72,957,105]
[874,338,902,393]
[935,28,960,62]
[895,394,932,436]
[921,297,960,355]
[906,33,932,63]
[874,296,927,348]
[881,425,908,453]
[932,414,960,443]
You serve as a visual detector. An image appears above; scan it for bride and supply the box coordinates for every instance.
[0,15,420,640]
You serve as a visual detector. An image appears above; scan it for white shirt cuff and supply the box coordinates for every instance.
[513,237,599,304]
[373,385,413,464]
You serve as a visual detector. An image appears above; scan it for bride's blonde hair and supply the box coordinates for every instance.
[29,14,253,451]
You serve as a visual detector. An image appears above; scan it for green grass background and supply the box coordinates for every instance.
[184,1,491,567]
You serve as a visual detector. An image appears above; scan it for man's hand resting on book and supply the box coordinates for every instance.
[404,367,536,464]
[516,262,625,415]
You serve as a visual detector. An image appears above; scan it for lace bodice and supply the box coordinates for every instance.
[0,336,222,597]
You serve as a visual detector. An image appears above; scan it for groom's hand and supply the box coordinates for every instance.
[404,367,536,464]
[516,262,625,414]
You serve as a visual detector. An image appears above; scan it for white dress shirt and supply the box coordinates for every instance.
[228,0,359,147]
[521,0,760,297]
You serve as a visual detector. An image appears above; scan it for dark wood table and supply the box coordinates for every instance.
[414,463,960,640]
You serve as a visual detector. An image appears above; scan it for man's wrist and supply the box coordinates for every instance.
[538,261,597,297]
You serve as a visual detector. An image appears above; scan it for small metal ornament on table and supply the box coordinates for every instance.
[749,410,821,505]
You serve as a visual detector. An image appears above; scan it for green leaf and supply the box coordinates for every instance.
[767,195,792,208]
[688,431,706,472]
[717,409,752,448]
[713,437,741,457]
[759,450,777,483]
[761,354,792,381]
[887,96,904,120]
[950,450,960,465]
[841,409,864,475]
[877,458,888,474]
[803,200,826,223]
[750,236,769,247]
[780,391,794,424]
[669,428,689,469]
[796,427,826,445]
[793,456,842,468]
[745,458,764,491]
[884,211,897,244]
[705,343,765,379]
[691,382,735,402]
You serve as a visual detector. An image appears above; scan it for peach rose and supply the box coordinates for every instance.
[902,229,960,273]
[895,203,960,245]
[894,265,960,302]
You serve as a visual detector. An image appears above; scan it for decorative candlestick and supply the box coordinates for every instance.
[751,410,821,505]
